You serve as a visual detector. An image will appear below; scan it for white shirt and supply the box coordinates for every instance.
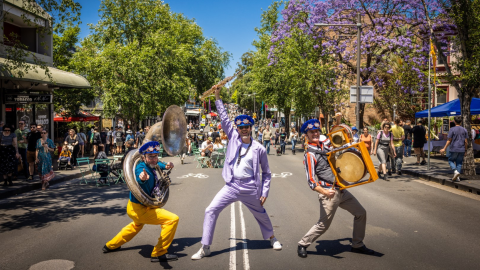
[201,141,212,150]
[233,143,254,178]
[213,143,224,150]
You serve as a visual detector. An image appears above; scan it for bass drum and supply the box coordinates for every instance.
[335,150,366,183]
[330,124,353,148]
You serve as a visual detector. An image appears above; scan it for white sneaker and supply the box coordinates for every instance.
[452,170,461,182]
[270,237,282,250]
[191,246,211,260]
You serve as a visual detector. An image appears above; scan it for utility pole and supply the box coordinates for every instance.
[315,13,362,128]
[356,13,362,129]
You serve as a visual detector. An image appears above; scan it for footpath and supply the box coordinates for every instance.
[0,158,93,200]
[397,156,480,196]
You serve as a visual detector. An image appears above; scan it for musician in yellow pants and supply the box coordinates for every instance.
[103,141,179,262]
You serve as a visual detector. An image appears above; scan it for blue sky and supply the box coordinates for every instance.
[76,0,278,76]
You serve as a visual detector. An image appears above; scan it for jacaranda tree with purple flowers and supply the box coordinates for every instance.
[271,0,448,127]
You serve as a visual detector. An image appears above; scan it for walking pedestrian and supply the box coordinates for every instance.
[77,129,87,157]
[36,129,55,190]
[26,124,41,180]
[440,116,469,182]
[65,129,80,167]
[360,127,372,152]
[262,126,272,154]
[390,119,405,175]
[0,125,21,186]
[279,127,287,154]
[258,127,263,143]
[92,127,101,157]
[115,127,124,154]
[274,129,280,146]
[289,127,298,155]
[372,122,396,181]
[352,127,360,143]
[412,119,427,165]
[15,120,29,178]
[403,120,412,156]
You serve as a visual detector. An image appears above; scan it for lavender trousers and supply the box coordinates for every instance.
[201,177,274,246]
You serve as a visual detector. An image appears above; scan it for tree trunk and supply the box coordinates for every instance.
[460,90,476,175]
[284,106,291,134]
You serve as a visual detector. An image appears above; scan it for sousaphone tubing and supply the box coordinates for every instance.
[123,105,187,208]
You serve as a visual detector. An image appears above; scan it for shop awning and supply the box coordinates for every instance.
[0,58,91,89]
[185,110,201,116]
[54,111,100,122]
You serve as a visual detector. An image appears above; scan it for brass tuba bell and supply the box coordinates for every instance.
[123,105,187,208]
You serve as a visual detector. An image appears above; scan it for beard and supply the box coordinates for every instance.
[147,163,156,169]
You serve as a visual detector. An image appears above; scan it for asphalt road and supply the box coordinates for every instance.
[1,145,480,270]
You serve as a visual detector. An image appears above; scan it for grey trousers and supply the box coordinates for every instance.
[298,190,366,248]
[389,146,404,171]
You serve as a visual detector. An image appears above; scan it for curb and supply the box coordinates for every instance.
[0,171,92,200]
[402,169,480,196]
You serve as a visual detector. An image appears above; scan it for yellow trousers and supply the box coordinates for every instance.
[106,200,179,257]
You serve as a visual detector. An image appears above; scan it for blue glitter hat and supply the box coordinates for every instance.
[234,115,255,127]
[139,141,161,155]
[301,119,321,134]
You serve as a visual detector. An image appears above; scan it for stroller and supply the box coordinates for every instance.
[58,158,72,170]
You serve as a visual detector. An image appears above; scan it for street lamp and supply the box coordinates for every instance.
[315,13,362,129]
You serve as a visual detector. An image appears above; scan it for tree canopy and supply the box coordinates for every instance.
[72,0,230,128]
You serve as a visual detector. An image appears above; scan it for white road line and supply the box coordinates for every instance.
[230,203,236,270]
[414,180,480,202]
[238,202,250,270]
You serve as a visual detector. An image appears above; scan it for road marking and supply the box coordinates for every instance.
[238,202,250,270]
[176,173,209,179]
[271,172,293,178]
[413,180,480,202]
[230,203,236,270]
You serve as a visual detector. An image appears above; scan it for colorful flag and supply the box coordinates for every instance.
[430,39,437,85]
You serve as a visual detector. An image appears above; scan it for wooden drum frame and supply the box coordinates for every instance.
[329,124,353,148]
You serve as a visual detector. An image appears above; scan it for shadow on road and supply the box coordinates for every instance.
[313,238,385,259]
[0,183,129,232]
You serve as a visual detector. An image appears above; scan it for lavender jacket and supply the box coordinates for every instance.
[216,99,272,198]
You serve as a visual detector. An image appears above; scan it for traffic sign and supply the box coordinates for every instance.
[202,115,206,119]
[350,86,374,103]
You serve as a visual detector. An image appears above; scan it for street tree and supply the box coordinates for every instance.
[271,0,445,128]
[421,0,480,175]
[52,24,95,115]
[73,0,230,130]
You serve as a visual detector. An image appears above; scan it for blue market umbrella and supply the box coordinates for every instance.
[415,98,480,118]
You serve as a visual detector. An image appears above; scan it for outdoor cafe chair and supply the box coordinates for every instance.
[93,159,113,187]
[77,157,92,185]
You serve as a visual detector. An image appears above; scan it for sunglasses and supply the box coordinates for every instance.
[19,123,24,125]
[41,132,47,134]
[3,130,11,132]
[238,126,250,130]
[384,126,391,129]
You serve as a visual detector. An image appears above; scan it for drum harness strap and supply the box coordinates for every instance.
[306,144,338,189]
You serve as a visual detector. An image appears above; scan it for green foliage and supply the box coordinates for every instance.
[52,25,95,115]
[72,0,230,126]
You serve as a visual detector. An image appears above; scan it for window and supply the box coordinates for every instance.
[436,90,447,105]
[3,22,37,53]
[436,42,448,66]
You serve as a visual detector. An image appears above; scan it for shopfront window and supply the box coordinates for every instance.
[16,104,34,129]
[35,104,50,133]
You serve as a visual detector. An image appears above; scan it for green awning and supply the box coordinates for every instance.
[0,58,91,89]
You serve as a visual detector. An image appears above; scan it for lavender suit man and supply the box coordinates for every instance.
[191,97,282,260]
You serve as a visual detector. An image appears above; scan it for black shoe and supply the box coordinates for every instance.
[297,245,308,258]
[102,245,121,253]
[2,181,7,187]
[420,160,427,165]
[397,171,402,176]
[351,245,375,255]
[383,175,389,181]
[151,254,178,262]
[387,171,392,176]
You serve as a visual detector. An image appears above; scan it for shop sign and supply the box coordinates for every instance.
[36,114,49,125]
[5,94,52,104]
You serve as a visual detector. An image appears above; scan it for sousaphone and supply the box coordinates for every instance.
[123,105,187,208]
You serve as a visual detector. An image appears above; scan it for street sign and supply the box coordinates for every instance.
[202,115,206,119]
[350,86,374,103]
